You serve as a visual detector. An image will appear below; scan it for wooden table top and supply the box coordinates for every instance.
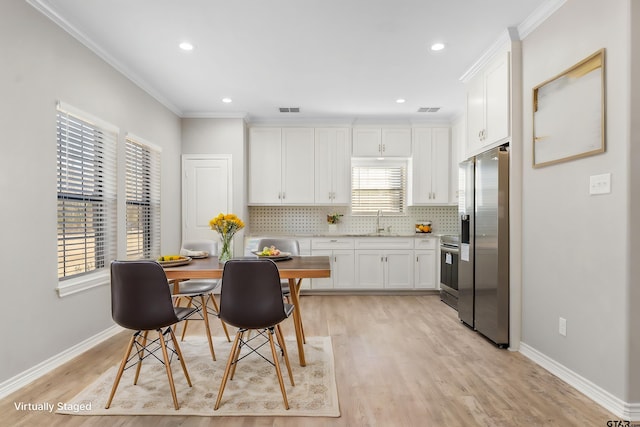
[162,255,331,280]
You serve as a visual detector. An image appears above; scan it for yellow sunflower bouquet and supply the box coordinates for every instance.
[209,213,245,263]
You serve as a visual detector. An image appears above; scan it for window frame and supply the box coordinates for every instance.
[350,158,408,216]
[125,134,162,260]
[55,102,118,297]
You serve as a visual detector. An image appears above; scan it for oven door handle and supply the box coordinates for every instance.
[440,246,459,254]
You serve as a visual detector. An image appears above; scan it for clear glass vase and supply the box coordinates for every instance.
[218,234,233,264]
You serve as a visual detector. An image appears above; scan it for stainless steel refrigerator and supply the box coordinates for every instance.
[458,145,509,347]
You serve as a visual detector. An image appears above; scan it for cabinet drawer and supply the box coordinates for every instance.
[414,238,437,250]
[311,238,355,250]
[354,238,414,250]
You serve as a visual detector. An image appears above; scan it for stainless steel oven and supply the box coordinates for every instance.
[440,235,459,310]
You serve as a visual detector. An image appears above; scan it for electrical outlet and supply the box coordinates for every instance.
[559,317,567,336]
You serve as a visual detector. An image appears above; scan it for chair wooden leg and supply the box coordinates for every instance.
[275,324,294,386]
[268,329,289,410]
[133,330,149,385]
[229,329,245,380]
[105,334,136,409]
[168,327,192,387]
[159,329,180,410]
[180,297,195,341]
[208,294,231,342]
[200,294,216,361]
[214,331,242,410]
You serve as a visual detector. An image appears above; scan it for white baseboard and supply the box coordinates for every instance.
[0,324,123,400]
[520,342,640,421]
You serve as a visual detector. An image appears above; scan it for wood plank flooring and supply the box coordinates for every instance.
[1,295,615,426]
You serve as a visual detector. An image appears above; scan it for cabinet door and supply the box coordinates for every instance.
[381,128,412,157]
[430,128,450,204]
[385,250,414,289]
[314,128,351,204]
[352,128,382,156]
[310,249,334,289]
[249,128,282,204]
[333,249,356,289]
[411,128,450,205]
[484,52,510,144]
[411,128,433,204]
[354,250,384,288]
[282,128,315,204]
[332,129,352,204]
[466,74,485,154]
[415,250,436,289]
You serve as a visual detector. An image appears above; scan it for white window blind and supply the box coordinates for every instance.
[56,105,117,280]
[125,135,161,260]
[351,161,407,215]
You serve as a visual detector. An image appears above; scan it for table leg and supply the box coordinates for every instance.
[288,278,306,366]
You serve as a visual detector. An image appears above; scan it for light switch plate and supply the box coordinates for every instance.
[589,173,611,195]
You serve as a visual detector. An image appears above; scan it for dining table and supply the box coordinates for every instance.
[162,255,331,367]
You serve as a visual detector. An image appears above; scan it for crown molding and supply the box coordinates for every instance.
[27,0,183,117]
[517,0,567,40]
[181,111,249,120]
[459,0,567,84]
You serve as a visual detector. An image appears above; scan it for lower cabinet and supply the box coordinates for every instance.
[303,236,438,291]
[354,238,415,289]
[355,250,414,289]
[310,238,355,290]
[415,237,437,289]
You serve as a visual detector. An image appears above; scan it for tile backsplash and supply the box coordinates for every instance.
[248,206,459,235]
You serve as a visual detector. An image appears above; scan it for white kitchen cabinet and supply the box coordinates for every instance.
[466,51,510,155]
[248,127,315,205]
[411,128,450,205]
[314,128,351,204]
[414,237,437,289]
[354,238,414,289]
[311,238,355,289]
[352,128,411,157]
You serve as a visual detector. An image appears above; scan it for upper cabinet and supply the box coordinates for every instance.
[249,127,315,205]
[466,51,510,155]
[315,128,351,205]
[352,127,411,157]
[410,128,450,205]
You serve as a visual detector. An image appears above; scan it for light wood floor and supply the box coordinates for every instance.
[2,295,615,426]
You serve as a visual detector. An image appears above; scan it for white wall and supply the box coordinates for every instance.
[0,1,182,384]
[181,118,248,252]
[521,0,632,403]
[628,0,640,404]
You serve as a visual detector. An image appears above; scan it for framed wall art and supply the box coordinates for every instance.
[532,49,605,168]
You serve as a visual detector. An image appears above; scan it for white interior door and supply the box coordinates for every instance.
[182,155,232,243]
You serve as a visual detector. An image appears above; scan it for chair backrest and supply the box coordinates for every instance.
[219,259,288,329]
[256,238,300,255]
[110,260,179,331]
[182,240,218,255]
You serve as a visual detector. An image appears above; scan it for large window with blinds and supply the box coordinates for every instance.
[56,105,117,280]
[351,160,407,215]
[126,136,161,260]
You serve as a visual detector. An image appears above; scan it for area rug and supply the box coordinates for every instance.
[57,335,339,417]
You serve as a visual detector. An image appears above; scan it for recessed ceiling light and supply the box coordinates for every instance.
[430,43,445,52]
[179,42,194,51]
[396,98,406,104]
[222,97,232,103]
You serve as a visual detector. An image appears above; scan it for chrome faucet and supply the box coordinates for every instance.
[376,210,385,233]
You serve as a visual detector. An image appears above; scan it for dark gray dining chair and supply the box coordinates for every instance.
[214,259,295,410]
[172,240,230,360]
[107,260,196,410]
[256,238,305,343]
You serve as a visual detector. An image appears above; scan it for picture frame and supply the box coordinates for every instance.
[532,49,605,168]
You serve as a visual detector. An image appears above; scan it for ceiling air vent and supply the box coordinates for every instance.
[417,107,441,113]
[279,107,300,113]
